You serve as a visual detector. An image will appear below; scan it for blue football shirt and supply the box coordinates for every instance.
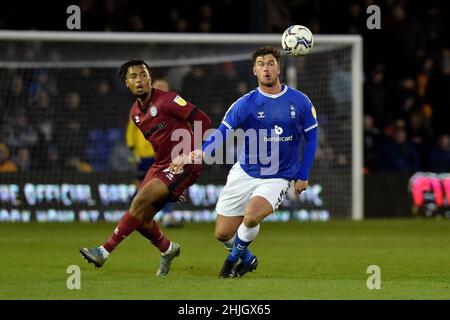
[220,84,318,179]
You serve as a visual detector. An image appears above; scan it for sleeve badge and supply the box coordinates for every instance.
[174,95,187,106]
[311,106,317,119]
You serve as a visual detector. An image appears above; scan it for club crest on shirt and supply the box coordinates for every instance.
[290,105,296,118]
[311,106,317,119]
[150,106,158,117]
[174,95,187,106]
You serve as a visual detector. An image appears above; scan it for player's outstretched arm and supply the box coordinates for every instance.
[187,107,212,138]
[295,127,318,194]
[169,120,230,173]
[168,105,212,174]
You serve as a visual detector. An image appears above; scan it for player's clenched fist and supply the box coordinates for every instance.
[169,153,191,174]
[169,150,204,174]
[190,149,204,164]
[294,180,308,195]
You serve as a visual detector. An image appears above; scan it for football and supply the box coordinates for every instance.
[281,25,314,56]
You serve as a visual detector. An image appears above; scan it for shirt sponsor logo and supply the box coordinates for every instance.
[274,125,283,135]
[143,123,165,139]
[264,135,293,142]
[264,125,293,142]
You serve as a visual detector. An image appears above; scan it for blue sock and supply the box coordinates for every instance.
[225,238,254,264]
[227,235,251,263]
[226,247,254,264]
[240,249,255,265]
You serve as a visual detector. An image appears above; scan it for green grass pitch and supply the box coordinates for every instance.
[0,219,449,299]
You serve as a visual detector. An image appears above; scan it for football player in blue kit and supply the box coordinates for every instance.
[170,46,318,278]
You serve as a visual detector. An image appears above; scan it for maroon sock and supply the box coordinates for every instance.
[103,211,142,253]
[137,220,171,253]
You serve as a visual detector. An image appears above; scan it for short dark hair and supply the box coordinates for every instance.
[118,60,151,83]
[252,46,281,65]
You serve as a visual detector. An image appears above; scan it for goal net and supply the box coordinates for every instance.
[0,31,362,222]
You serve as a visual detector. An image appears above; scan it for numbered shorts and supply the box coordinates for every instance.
[215,162,291,216]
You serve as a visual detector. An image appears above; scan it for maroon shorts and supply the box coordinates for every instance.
[139,164,201,200]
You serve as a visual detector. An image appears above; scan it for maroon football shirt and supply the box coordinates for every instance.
[129,88,198,172]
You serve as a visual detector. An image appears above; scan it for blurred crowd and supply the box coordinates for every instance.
[0,0,251,33]
[0,0,449,174]
[0,68,127,172]
[276,0,450,173]
[0,63,250,173]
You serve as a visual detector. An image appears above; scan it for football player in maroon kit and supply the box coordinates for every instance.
[80,60,211,276]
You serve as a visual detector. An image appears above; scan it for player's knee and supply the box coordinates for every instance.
[245,198,273,226]
[214,231,227,242]
[215,234,228,243]
[243,211,262,228]
[215,230,232,243]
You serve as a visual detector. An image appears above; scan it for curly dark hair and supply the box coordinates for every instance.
[117,60,151,83]
[251,46,281,65]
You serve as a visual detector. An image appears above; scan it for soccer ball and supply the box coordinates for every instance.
[281,25,314,56]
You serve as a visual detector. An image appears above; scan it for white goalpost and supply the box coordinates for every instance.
[0,31,363,221]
